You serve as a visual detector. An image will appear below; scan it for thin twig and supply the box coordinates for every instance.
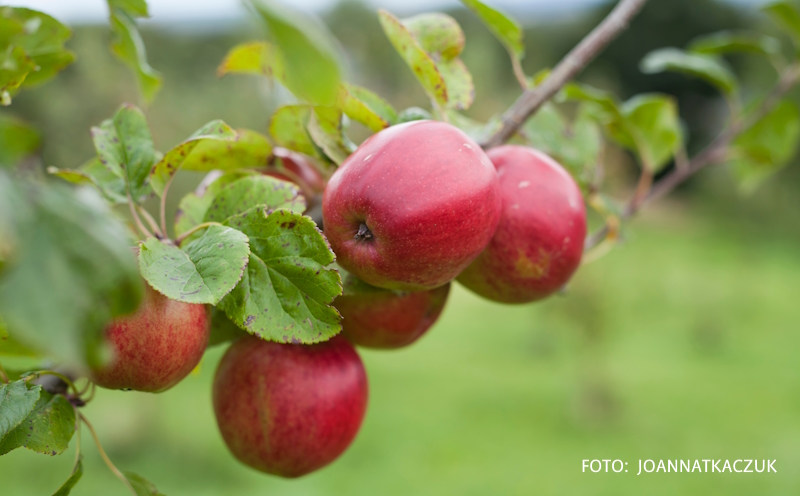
[174,221,223,246]
[510,52,528,90]
[127,191,154,239]
[136,204,163,239]
[80,413,137,496]
[583,63,800,251]
[73,406,82,468]
[26,370,79,395]
[480,0,649,148]
[159,178,173,239]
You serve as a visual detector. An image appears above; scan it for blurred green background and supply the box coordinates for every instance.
[2,0,800,494]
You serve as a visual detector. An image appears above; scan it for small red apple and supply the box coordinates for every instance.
[265,147,327,199]
[335,269,450,349]
[213,335,368,478]
[322,120,501,291]
[91,282,210,392]
[458,146,586,303]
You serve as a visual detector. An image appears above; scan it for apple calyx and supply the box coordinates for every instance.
[355,223,373,241]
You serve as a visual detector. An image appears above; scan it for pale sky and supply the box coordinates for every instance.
[7,0,768,26]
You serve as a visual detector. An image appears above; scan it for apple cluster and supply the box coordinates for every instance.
[89,119,586,478]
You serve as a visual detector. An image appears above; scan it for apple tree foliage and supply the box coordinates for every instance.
[2,0,800,493]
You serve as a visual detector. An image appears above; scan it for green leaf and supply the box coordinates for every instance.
[521,103,602,183]
[640,48,738,95]
[307,106,353,165]
[402,13,474,110]
[91,103,156,201]
[397,106,432,123]
[0,317,41,357]
[249,0,341,105]
[149,120,237,197]
[337,83,395,132]
[124,472,167,496]
[138,226,250,305]
[217,41,285,81]
[0,113,39,167]
[378,10,447,108]
[48,158,129,205]
[730,99,800,190]
[219,207,342,344]
[208,307,247,346]
[108,7,162,103]
[461,0,524,58]
[0,45,36,103]
[446,110,498,143]
[52,455,83,496]
[617,94,683,172]
[0,181,143,367]
[2,8,76,89]
[688,30,781,56]
[0,390,75,456]
[181,128,273,172]
[763,1,800,49]
[108,0,149,17]
[204,175,305,223]
[0,379,41,440]
[269,104,320,158]
[175,171,255,235]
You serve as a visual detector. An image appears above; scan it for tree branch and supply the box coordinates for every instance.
[583,62,800,251]
[479,0,649,148]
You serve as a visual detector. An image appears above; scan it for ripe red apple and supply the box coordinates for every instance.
[91,282,210,392]
[213,335,368,478]
[458,146,586,303]
[335,269,451,349]
[322,120,501,291]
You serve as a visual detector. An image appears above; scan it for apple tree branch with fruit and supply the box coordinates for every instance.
[2,0,800,492]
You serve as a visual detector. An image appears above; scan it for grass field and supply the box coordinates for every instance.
[3,208,799,495]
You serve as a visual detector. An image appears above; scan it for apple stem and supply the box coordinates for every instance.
[136,204,164,239]
[25,370,80,396]
[80,413,138,496]
[127,191,154,240]
[355,223,373,241]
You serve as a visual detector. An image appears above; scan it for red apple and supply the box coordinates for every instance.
[213,335,368,478]
[91,282,210,392]
[322,120,501,291]
[335,269,450,349]
[458,146,586,303]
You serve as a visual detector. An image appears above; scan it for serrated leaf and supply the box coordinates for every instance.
[307,106,353,165]
[138,226,250,305]
[108,7,162,103]
[208,307,247,346]
[124,472,166,496]
[0,390,75,456]
[249,0,341,105]
[219,207,342,344]
[91,103,156,201]
[269,104,320,157]
[0,182,143,367]
[461,0,524,58]
[730,99,800,190]
[521,102,602,183]
[688,30,781,56]
[640,48,738,95]
[217,41,285,81]
[175,171,255,235]
[149,120,236,197]
[204,175,305,223]
[180,128,273,173]
[763,2,800,49]
[0,114,39,167]
[337,83,395,132]
[0,380,41,440]
[52,455,83,496]
[617,94,682,172]
[379,10,447,107]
